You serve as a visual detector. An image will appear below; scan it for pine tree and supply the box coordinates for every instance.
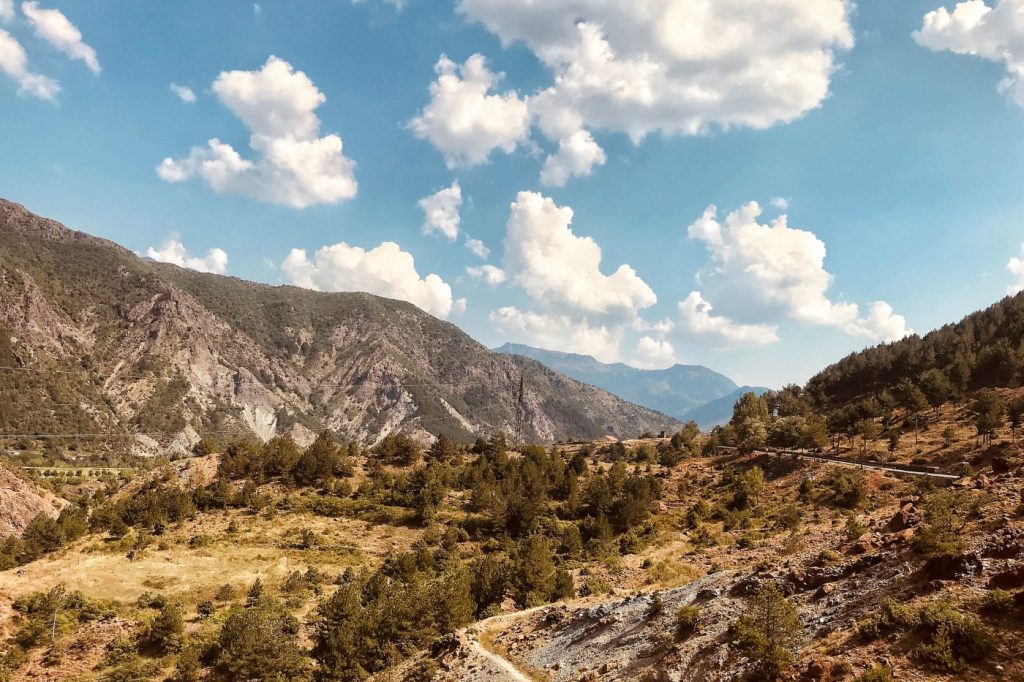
[149,602,184,653]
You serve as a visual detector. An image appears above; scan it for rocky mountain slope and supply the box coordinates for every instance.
[0,464,66,537]
[494,342,739,420]
[0,199,677,452]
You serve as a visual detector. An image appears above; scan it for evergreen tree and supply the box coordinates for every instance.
[734,582,802,679]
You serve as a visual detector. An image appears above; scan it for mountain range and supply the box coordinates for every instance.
[0,199,679,452]
[494,342,768,429]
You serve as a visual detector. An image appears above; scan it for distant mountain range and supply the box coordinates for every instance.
[494,343,767,429]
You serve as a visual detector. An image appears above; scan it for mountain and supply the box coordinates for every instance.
[0,199,679,452]
[805,291,1024,410]
[678,386,771,430]
[494,342,739,421]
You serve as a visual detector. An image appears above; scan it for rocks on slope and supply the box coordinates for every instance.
[0,198,678,452]
[0,464,67,537]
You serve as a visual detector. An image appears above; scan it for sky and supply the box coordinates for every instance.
[2,0,1024,389]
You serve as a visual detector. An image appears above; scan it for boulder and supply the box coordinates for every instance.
[982,527,1024,559]
[888,503,919,532]
[992,456,1013,474]
[989,564,1024,590]
[922,553,983,581]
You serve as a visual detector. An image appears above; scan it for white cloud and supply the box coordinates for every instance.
[22,2,100,74]
[504,191,656,318]
[0,0,14,22]
[409,54,530,167]
[281,241,455,318]
[466,264,507,285]
[914,0,1024,107]
[770,196,790,211]
[170,83,196,103]
[539,129,606,187]
[465,237,489,259]
[157,56,357,209]
[686,202,912,342]
[458,0,852,143]
[418,181,462,240]
[490,306,621,362]
[844,301,914,342]
[1007,243,1024,294]
[678,291,780,346]
[145,238,228,275]
[629,336,678,369]
[0,28,58,99]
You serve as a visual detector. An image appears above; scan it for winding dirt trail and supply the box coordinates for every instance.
[462,604,550,681]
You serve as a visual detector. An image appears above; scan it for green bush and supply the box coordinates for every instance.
[733,582,802,678]
[675,605,701,639]
[855,664,894,682]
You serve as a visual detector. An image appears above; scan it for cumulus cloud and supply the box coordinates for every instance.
[0,28,58,99]
[770,196,790,210]
[281,241,455,318]
[22,2,100,74]
[419,181,462,240]
[157,56,357,209]
[0,0,13,22]
[170,83,196,103]
[409,54,530,167]
[629,336,678,369]
[466,264,507,285]
[1008,243,1024,294]
[145,238,228,275]
[914,0,1024,107]
[465,237,489,259]
[678,291,780,346]
[539,129,606,187]
[490,306,621,362]
[686,202,912,342]
[504,191,656,319]
[458,0,852,140]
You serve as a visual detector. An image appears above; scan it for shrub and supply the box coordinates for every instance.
[916,601,994,671]
[675,605,701,639]
[844,516,868,541]
[823,471,866,509]
[855,664,894,682]
[979,588,1014,614]
[913,489,985,558]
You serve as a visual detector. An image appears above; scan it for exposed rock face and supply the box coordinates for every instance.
[0,198,679,452]
[0,464,67,537]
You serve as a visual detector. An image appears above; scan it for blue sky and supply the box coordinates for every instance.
[2,0,1024,388]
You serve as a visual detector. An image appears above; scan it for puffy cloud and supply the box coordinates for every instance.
[914,0,1024,107]
[1007,243,1024,294]
[465,237,489,259]
[157,56,357,209]
[170,83,196,103]
[458,0,853,142]
[686,202,912,342]
[504,191,656,318]
[678,291,780,346]
[0,28,58,99]
[844,301,914,342]
[490,306,621,362]
[0,0,13,22]
[22,2,100,74]
[409,54,530,167]
[466,264,507,285]
[145,238,228,275]
[629,336,678,369]
[770,196,790,210]
[281,241,455,318]
[539,129,606,187]
[418,181,462,240]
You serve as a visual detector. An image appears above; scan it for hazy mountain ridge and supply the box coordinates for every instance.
[0,199,678,451]
[495,342,740,420]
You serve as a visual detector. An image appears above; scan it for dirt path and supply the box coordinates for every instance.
[461,605,550,682]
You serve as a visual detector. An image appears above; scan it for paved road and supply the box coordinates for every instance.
[719,446,959,481]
